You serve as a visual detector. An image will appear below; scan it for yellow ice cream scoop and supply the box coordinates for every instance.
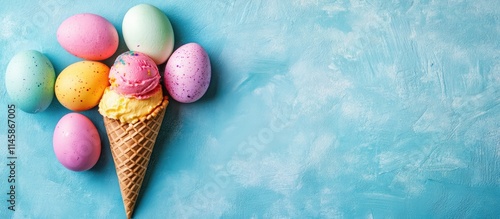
[98,86,163,123]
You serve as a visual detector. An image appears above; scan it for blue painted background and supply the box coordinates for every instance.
[1,0,499,218]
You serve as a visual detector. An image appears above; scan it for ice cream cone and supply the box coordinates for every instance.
[103,97,168,219]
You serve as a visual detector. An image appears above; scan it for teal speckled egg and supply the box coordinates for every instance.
[5,50,55,113]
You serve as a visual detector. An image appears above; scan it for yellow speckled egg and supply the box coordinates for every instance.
[55,61,109,111]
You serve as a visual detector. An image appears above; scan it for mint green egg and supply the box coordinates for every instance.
[5,50,55,113]
[122,4,174,65]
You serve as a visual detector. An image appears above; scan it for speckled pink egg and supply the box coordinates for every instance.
[57,13,119,60]
[53,113,101,171]
[164,43,211,103]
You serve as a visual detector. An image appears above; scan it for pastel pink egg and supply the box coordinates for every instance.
[53,113,101,171]
[57,13,119,60]
[164,43,211,103]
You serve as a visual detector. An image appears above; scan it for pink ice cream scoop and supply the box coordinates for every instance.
[109,51,160,99]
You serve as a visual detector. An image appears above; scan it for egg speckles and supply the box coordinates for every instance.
[164,43,211,103]
[55,61,110,111]
[5,50,55,113]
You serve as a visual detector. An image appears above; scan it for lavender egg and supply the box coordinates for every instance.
[53,113,101,171]
[164,43,211,103]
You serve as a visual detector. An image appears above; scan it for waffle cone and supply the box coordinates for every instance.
[103,97,169,219]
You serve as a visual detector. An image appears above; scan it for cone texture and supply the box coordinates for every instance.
[103,97,168,219]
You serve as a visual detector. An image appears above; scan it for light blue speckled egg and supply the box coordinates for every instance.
[5,50,55,113]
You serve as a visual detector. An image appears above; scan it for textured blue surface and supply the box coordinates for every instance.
[1,0,500,218]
